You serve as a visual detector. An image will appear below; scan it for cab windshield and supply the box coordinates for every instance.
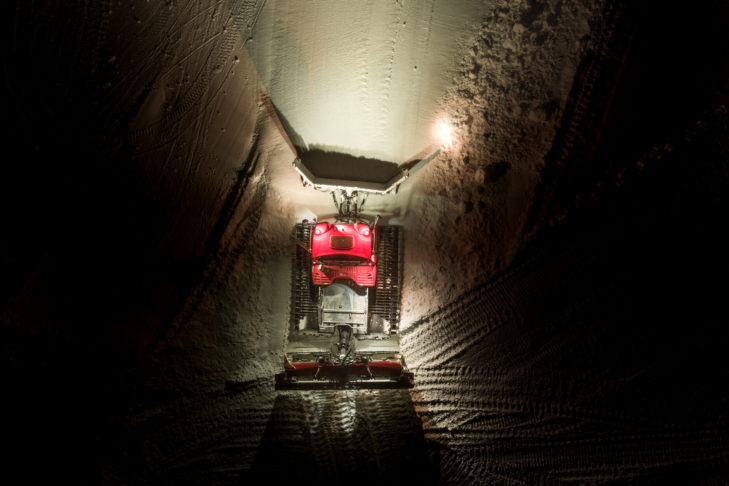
[317,254,369,265]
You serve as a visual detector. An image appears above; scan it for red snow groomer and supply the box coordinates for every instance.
[276,191,413,389]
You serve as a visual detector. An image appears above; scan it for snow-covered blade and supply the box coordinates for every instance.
[292,149,440,194]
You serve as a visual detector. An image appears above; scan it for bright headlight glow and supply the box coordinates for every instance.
[433,117,455,149]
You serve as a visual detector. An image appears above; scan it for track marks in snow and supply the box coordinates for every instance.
[525,0,633,232]
[401,247,551,369]
[374,8,404,146]
[129,0,249,160]
[250,390,434,482]
[406,231,729,481]
[355,4,373,139]
[153,146,264,353]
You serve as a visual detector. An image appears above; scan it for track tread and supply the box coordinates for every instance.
[371,225,403,331]
[291,222,317,323]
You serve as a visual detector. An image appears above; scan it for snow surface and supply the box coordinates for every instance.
[246,0,489,164]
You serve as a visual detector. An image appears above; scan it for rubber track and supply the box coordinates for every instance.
[291,222,317,323]
[370,225,403,331]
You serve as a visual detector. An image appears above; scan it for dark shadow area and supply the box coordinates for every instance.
[597,0,729,165]
[528,0,729,233]
[0,2,240,483]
